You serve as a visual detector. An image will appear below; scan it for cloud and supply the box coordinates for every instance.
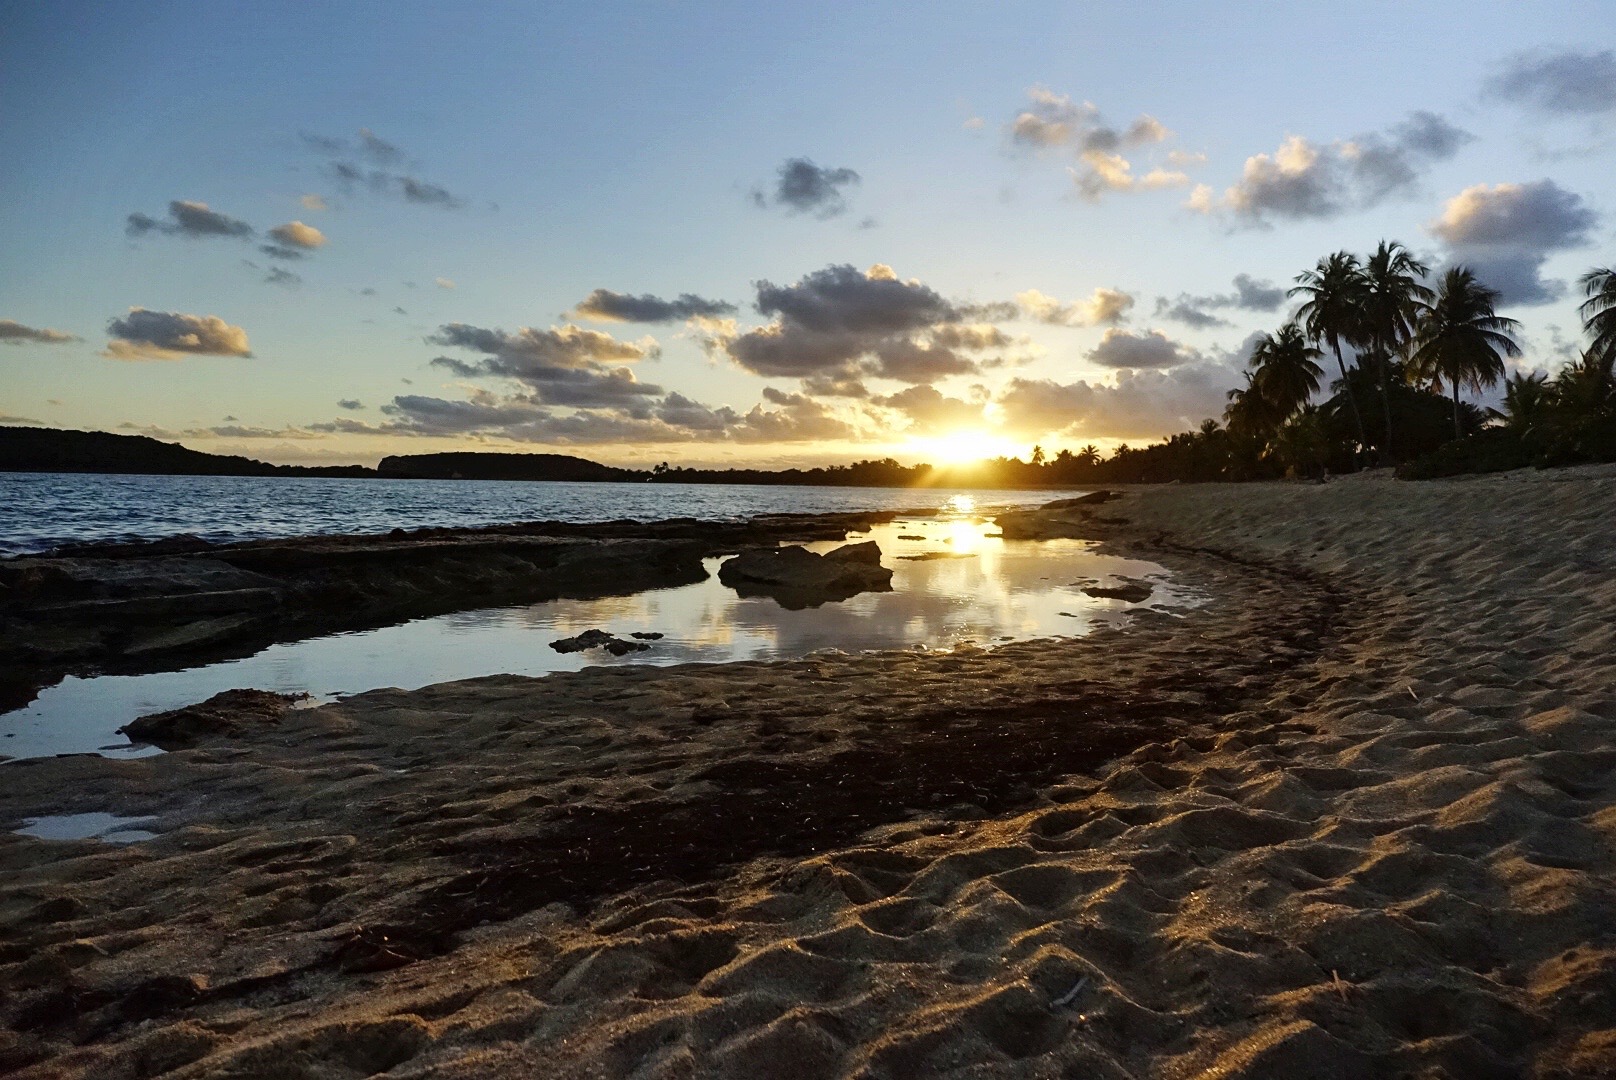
[358,128,404,164]
[754,158,861,218]
[800,374,870,398]
[427,322,662,406]
[1009,88,1168,152]
[428,322,654,372]
[337,383,859,447]
[573,288,737,323]
[434,277,455,290]
[1487,49,1616,115]
[1016,287,1135,326]
[729,389,857,443]
[1154,273,1286,327]
[1008,88,1189,201]
[205,424,323,440]
[1086,328,1199,370]
[337,399,365,410]
[126,200,253,239]
[997,361,1239,440]
[1428,179,1598,305]
[0,414,45,425]
[268,221,326,250]
[305,129,468,210]
[873,385,984,432]
[0,319,79,345]
[264,266,301,287]
[724,264,1013,384]
[1206,112,1472,226]
[301,194,328,211]
[104,309,252,360]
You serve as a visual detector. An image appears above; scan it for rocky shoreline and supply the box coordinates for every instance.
[0,510,912,712]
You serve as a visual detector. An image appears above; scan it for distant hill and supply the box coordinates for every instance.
[0,427,374,478]
[377,451,648,482]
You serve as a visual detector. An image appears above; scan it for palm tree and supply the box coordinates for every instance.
[1225,373,1284,443]
[1408,267,1521,441]
[1492,371,1551,434]
[1272,407,1330,478]
[1361,241,1434,461]
[1076,444,1101,467]
[1290,251,1369,455]
[1579,266,1616,379]
[1249,322,1325,419]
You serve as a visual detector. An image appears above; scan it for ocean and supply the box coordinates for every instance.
[0,471,1069,555]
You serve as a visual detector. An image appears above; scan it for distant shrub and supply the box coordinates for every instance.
[1396,429,1535,480]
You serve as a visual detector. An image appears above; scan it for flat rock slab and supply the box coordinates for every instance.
[117,688,308,749]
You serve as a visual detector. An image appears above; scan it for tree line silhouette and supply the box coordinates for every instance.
[658,248,1614,489]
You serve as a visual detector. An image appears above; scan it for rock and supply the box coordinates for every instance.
[1042,490,1119,509]
[549,628,617,653]
[993,491,1129,540]
[1082,581,1153,603]
[603,639,651,656]
[717,541,893,609]
[118,688,308,748]
[897,552,975,561]
[897,534,926,540]
[123,614,262,656]
[549,628,652,655]
[629,631,664,640]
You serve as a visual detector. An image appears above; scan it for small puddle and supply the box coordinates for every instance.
[1,514,1202,759]
[15,812,158,843]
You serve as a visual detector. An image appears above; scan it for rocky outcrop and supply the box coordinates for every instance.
[549,629,652,656]
[117,689,308,748]
[0,512,914,710]
[717,541,893,608]
[994,491,1126,540]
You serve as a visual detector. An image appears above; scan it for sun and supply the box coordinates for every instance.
[909,429,1024,466]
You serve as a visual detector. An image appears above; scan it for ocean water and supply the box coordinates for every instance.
[0,472,1070,555]
[0,517,1202,759]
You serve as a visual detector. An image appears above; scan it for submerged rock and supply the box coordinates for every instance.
[119,688,308,748]
[717,541,893,609]
[1083,580,1154,603]
[549,628,652,655]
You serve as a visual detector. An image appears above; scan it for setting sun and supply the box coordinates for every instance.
[910,429,1025,466]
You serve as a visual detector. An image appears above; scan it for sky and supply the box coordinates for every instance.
[1,1,1613,468]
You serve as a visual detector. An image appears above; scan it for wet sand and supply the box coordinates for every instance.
[3,470,1615,1078]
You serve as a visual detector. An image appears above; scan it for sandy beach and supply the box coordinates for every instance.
[4,470,1615,1078]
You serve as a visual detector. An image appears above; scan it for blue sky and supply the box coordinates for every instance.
[2,1,1612,466]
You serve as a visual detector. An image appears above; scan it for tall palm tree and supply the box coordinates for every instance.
[1249,322,1325,419]
[1579,266,1616,379]
[1408,267,1521,441]
[1361,240,1434,462]
[1290,251,1369,455]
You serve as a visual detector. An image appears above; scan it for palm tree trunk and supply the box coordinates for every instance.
[1377,345,1395,465]
[1331,338,1368,463]
[1452,380,1461,442]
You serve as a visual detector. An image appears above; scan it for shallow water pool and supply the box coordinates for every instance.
[0,517,1200,760]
